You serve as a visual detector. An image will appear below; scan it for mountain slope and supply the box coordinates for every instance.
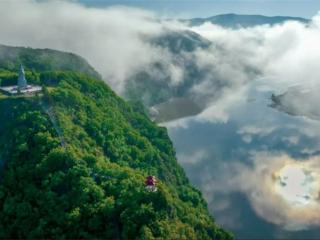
[0,63,232,238]
[0,44,100,79]
[124,30,212,110]
[185,13,309,28]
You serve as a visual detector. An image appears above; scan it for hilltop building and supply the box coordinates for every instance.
[0,65,42,95]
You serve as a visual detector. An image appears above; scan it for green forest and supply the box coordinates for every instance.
[0,59,232,239]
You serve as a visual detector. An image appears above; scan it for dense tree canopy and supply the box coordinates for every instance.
[0,69,232,239]
[0,44,100,79]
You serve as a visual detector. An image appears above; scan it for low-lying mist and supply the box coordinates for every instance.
[0,1,319,123]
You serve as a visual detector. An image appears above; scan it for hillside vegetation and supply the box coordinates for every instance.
[0,65,232,239]
[0,44,100,79]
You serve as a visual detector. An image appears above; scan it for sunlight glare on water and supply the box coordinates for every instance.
[274,164,319,206]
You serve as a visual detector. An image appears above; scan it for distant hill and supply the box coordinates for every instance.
[184,13,309,28]
[124,30,213,109]
[150,30,211,53]
[0,44,101,79]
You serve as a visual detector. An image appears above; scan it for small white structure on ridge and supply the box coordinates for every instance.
[0,65,42,95]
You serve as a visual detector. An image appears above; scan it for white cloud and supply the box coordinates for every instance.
[206,152,320,231]
[177,149,209,164]
[282,136,299,146]
[196,85,248,123]
[238,125,277,140]
[0,0,172,92]
[184,18,320,123]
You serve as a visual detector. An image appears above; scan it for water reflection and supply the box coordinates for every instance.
[164,84,320,239]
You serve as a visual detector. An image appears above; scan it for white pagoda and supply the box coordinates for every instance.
[0,65,42,95]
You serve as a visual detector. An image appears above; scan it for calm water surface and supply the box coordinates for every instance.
[165,85,320,239]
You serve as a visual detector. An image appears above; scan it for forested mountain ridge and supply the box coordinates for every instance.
[0,52,232,238]
[0,44,100,79]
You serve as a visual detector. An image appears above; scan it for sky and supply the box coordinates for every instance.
[77,0,320,19]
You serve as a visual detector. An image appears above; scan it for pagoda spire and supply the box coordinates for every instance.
[17,64,27,89]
